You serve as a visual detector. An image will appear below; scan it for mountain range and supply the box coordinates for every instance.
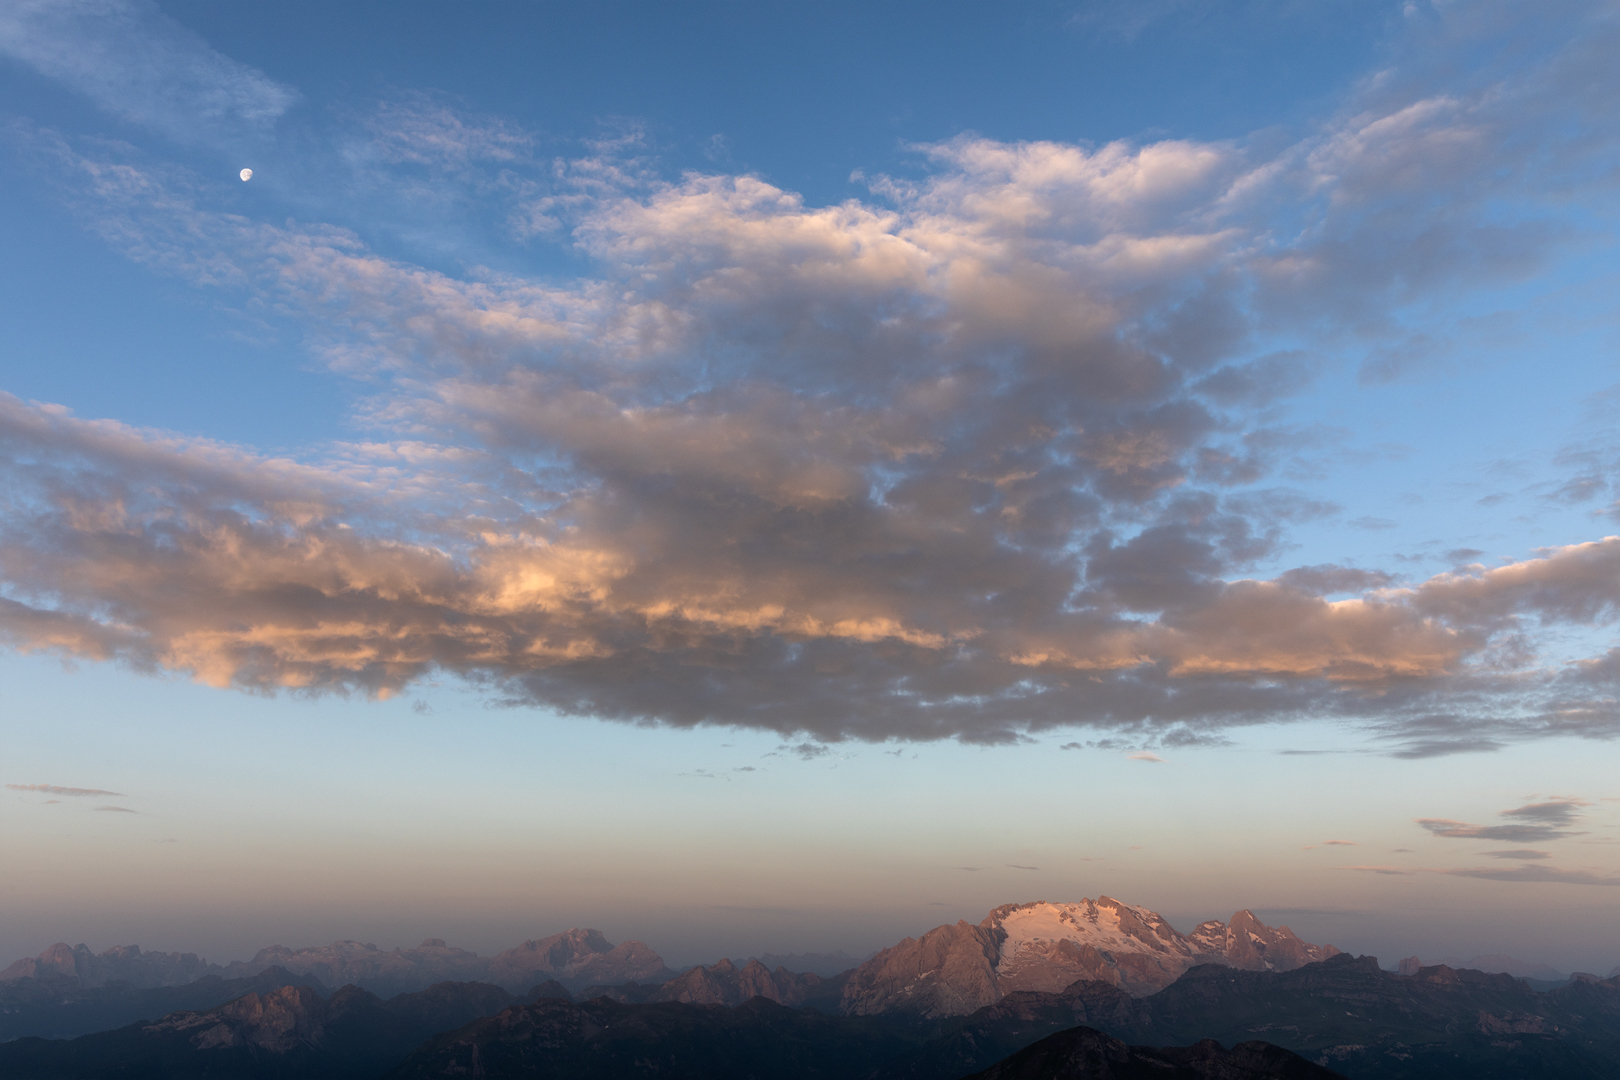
[5,953,1620,1078]
[1,926,672,1000]
[5,895,1618,1077]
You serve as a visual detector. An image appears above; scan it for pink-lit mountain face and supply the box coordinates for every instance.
[841,898,1341,1017]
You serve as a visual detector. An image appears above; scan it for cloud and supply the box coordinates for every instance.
[1418,799,1589,842]
[1128,752,1167,763]
[1322,840,1357,846]
[1482,849,1552,860]
[1343,861,1620,885]
[8,783,124,797]
[1007,864,1040,870]
[93,805,137,813]
[1435,865,1620,886]
[0,0,299,145]
[1,3,1619,750]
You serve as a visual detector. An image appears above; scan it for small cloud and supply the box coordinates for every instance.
[1482,849,1551,860]
[153,838,178,844]
[780,741,831,760]
[44,799,61,804]
[1435,865,1620,886]
[1418,799,1589,842]
[1445,548,1485,563]
[1348,516,1398,530]
[732,766,756,772]
[411,699,432,714]
[703,133,731,162]
[957,866,982,872]
[1392,848,1414,853]
[9,784,124,797]
[1059,742,1084,750]
[1323,840,1357,846]
[94,805,137,813]
[925,901,950,906]
[1127,752,1166,763]
[1007,864,1040,871]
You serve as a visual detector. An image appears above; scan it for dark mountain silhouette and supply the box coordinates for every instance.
[884,953,1620,1079]
[384,994,923,1079]
[961,1025,1344,1079]
[0,979,526,1078]
[583,957,847,1009]
[5,955,1620,1079]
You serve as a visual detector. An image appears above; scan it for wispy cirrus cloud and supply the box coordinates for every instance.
[0,0,298,145]
[8,783,124,797]
[0,2,1618,753]
[1340,863,1620,884]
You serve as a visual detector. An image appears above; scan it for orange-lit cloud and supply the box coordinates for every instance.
[4,10,1620,754]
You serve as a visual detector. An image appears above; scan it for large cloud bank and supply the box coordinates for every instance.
[2,1,1618,752]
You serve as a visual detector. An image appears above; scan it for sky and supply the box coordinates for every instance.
[2,0,1619,975]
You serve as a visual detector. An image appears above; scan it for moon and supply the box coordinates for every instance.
[239,168,252,182]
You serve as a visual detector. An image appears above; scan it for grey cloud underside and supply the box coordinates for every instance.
[2,2,1620,749]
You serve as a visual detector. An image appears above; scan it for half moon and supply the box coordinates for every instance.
[239,168,253,181]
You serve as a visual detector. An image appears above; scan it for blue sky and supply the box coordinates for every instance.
[2,0,1619,973]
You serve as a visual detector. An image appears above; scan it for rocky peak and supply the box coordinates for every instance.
[841,897,1343,1017]
[1,941,217,988]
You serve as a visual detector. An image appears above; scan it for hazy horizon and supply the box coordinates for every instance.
[3,0,1619,983]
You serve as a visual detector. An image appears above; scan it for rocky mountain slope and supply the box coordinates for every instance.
[842,898,1340,1017]
[0,965,315,1043]
[586,956,845,1009]
[483,927,673,991]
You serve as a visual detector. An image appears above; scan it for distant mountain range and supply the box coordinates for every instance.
[5,894,1619,1077]
[0,896,1336,1018]
[1,926,672,1000]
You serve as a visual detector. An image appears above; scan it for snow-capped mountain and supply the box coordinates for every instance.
[841,897,1341,1017]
